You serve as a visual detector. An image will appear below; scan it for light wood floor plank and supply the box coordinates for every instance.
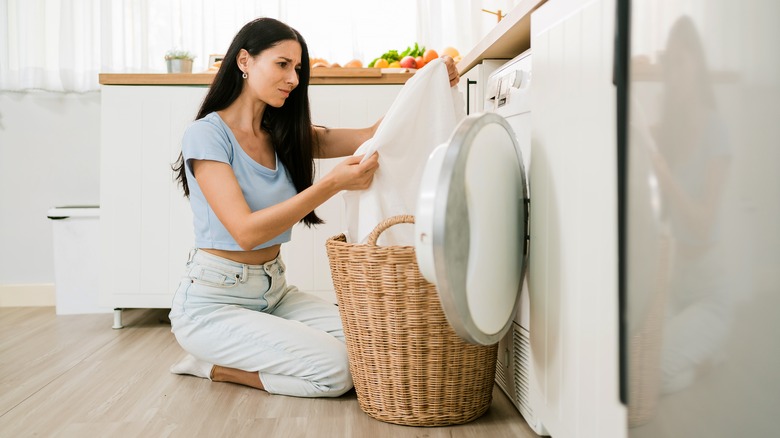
[0,308,120,415]
[0,307,540,437]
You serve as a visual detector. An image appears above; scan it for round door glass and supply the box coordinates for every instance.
[464,122,524,336]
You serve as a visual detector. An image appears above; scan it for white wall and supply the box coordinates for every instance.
[0,91,101,302]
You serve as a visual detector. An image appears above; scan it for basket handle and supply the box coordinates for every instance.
[366,215,415,246]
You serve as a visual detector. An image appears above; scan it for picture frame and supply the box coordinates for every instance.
[208,54,225,70]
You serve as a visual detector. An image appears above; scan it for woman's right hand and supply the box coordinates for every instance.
[325,153,379,192]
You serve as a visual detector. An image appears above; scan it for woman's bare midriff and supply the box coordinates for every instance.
[201,245,281,266]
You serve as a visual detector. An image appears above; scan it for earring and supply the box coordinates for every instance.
[242,72,248,79]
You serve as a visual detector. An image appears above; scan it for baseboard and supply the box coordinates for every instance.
[0,284,55,307]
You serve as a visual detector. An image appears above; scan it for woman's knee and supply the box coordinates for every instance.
[312,345,353,397]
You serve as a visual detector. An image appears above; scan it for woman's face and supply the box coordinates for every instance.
[241,40,302,108]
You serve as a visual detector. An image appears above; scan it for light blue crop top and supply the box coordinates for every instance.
[181,112,298,250]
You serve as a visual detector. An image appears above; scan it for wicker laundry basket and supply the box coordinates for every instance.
[326,215,498,427]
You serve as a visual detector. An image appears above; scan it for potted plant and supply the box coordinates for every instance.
[165,49,196,73]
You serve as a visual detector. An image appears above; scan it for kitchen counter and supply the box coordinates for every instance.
[99,69,414,86]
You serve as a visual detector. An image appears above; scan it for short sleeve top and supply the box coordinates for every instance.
[181,112,297,250]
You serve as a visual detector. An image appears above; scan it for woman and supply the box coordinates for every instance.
[168,17,459,398]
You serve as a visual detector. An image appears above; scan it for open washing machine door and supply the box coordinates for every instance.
[416,112,529,345]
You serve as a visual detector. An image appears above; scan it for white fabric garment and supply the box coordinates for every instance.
[343,58,466,246]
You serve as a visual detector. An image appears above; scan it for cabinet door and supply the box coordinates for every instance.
[530,0,623,436]
[99,86,205,309]
[281,85,402,303]
[458,60,509,115]
[459,65,482,115]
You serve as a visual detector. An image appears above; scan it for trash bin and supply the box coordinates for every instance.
[47,206,109,315]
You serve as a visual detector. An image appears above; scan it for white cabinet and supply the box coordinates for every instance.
[529,0,625,436]
[99,83,402,326]
[458,59,509,115]
[283,85,402,303]
[99,85,204,320]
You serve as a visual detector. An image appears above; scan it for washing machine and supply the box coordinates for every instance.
[415,50,548,436]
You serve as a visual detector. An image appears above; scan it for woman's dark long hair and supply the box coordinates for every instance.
[172,17,322,226]
[657,15,716,163]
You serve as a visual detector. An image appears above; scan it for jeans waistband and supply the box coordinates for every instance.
[188,248,284,279]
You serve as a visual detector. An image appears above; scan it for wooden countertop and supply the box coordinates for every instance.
[99,68,415,86]
[457,0,547,75]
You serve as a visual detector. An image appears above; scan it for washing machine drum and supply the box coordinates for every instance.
[416,112,529,346]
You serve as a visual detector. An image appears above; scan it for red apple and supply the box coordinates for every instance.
[400,56,417,69]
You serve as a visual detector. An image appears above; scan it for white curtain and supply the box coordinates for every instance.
[282,0,418,66]
[0,0,505,93]
[0,0,101,92]
[98,1,279,76]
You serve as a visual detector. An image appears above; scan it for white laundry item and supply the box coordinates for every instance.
[343,58,466,246]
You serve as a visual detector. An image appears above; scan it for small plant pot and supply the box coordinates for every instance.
[166,59,193,73]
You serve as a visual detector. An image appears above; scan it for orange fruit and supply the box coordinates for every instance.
[441,47,459,58]
[344,59,363,68]
[423,49,439,63]
[415,56,426,68]
[374,58,389,68]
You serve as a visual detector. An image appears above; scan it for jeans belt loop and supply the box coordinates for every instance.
[240,263,248,283]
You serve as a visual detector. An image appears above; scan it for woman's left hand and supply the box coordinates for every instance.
[441,55,460,87]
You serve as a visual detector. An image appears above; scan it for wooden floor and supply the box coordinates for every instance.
[0,307,541,438]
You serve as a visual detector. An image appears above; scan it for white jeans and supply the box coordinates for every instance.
[169,249,352,398]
